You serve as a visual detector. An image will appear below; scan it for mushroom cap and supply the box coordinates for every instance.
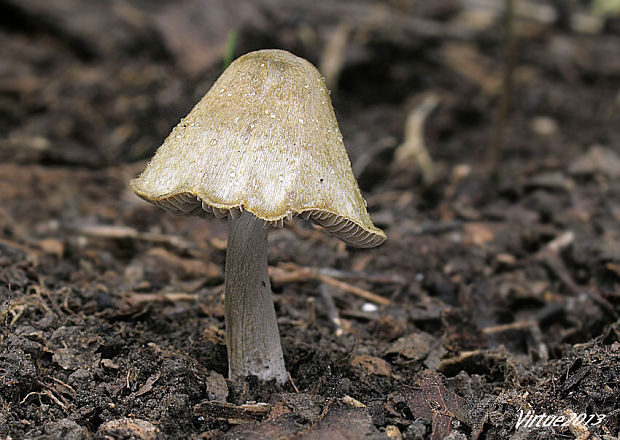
[131,49,385,248]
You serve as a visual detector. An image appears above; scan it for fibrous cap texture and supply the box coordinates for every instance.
[131,49,385,247]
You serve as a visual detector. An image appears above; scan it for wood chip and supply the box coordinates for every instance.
[341,395,366,408]
[98,418,159,440]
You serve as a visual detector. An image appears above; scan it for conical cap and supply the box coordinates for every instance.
[131,49,385,248]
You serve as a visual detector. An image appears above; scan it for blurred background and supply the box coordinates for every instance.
[1,0,620,438]
[2,0,619,176]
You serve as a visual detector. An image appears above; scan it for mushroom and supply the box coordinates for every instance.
[130,49,386,384]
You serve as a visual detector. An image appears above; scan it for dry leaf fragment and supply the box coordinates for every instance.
[351,354,392,377]
[135,372,160,397]
[400,373,477,440]
[386,332,435,361]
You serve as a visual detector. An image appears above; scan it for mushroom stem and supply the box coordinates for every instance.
[225,211,287,384]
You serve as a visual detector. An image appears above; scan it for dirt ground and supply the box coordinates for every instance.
[1,0,619,439]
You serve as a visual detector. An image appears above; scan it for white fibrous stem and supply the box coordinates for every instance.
[224,211,287,384]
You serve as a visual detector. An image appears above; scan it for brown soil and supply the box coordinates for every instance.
[1,0,619,439]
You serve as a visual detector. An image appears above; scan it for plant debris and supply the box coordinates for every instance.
[1,0,619,438]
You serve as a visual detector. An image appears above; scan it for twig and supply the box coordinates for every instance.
[194,401,270,424]
[61,289,75,314]
[76,224,192,250]
[288,372,300,393]
[20,389,71,414]
[39,381,73,409]
[269,264,390,305]
[544,230,574,253]
[49,377,76,397]
[6,304,26,327]
[481,321,535,333]
[319,275,389,305]
[320,284,344,337]
[276,262,405,286]
[26,285,54,316]
[125,292,197,305]
[528,322,549,361]
[307,297,316,327]
[126,368,132,390]
[392,94,439,185]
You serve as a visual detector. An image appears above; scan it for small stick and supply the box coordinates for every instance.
[392,94,439,185]
[125,292,197,305]
[317,274,389,305]
[269,265,316,284]
[543,230,574,253]
[481,321,534,333]
[307,297,316,327]
[76,224,192,250]
[39,381,72,409]
[320,284,344,337]
[269,264,390,305]
[528,322,549,361]
[49,377,76,397]
[26,284,54,316]
[19,391,41,405]
[288,372,300,393]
